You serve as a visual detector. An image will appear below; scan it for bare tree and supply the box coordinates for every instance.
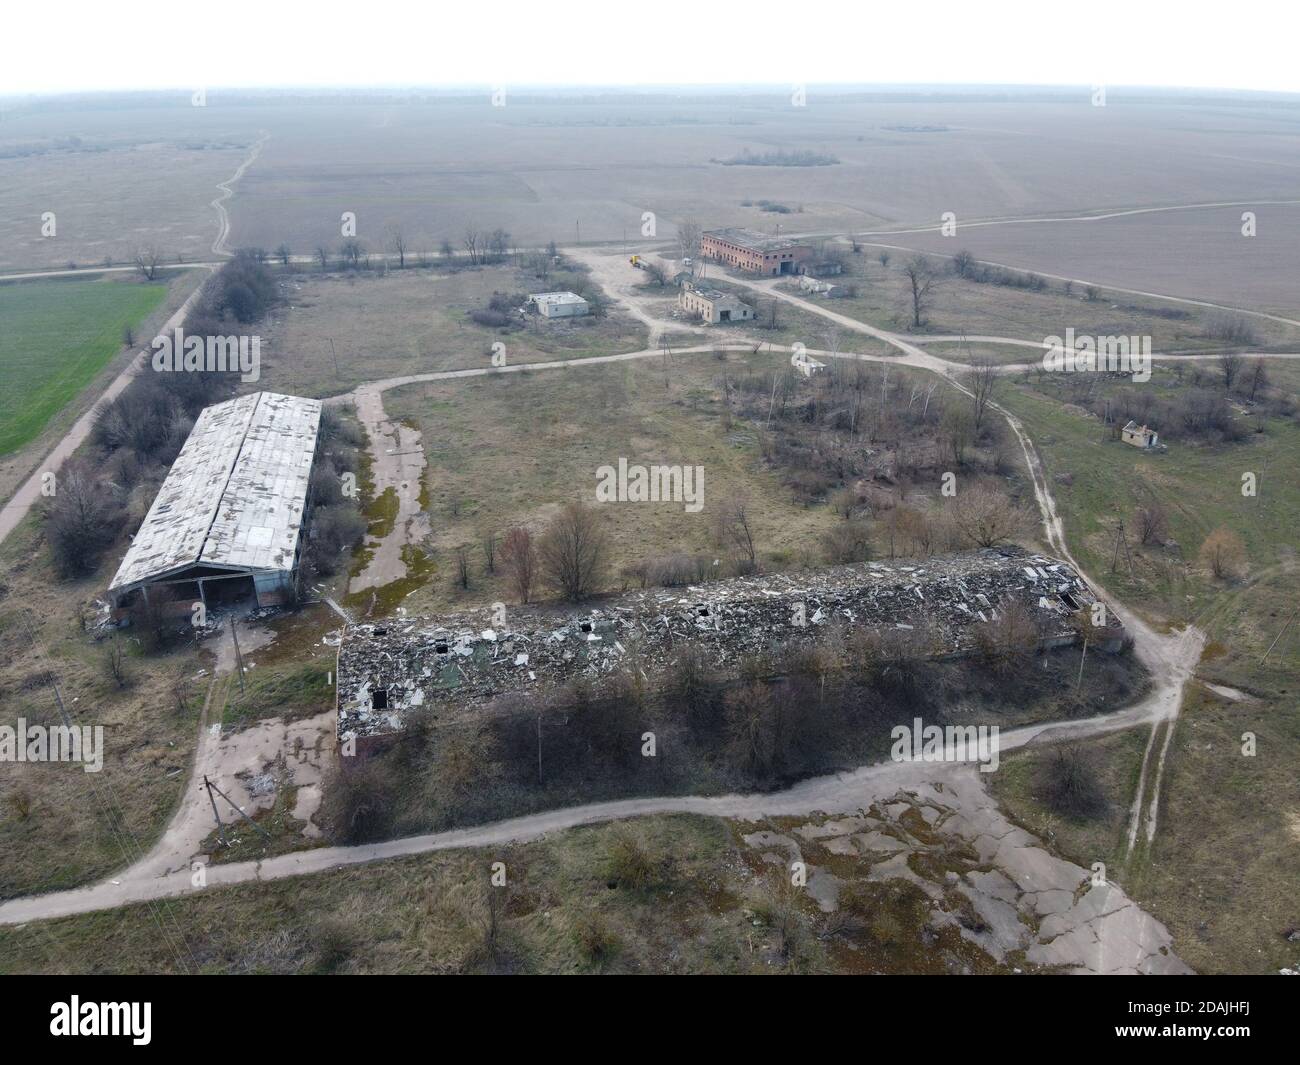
[105,636,128,689]
[539,503,608,601]
[877,251,891,269]
[1135,502,1169,546]
[676,218,702,262]
[713,496,758,570]
[949,484,1024,547]
[454,544,472,590]
[44,460,125,577]
[499,526,538,604]
[902,255,941,328]
[487,229,511,262]
[968,359,998,434]
[1218,351,1245,392]
[275,243,292,266]
[481,531,497,574]
[462,227,482,266]
[315,246,331,271]
[132,245,163,281]
[388,228,407,269]
[1199,526,1246,579]
[439,239,455,262]
[1246,358,1269,402]
[952,248,976,278]
[339,239,364,269]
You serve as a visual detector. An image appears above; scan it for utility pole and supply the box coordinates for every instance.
[329,337,340,379]
[1076,635,1089,690]
[1110,518,1134,577]
[204,775,271,842]
[204,775,229,847]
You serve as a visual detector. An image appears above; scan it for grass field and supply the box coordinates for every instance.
[0,278,166,455]
[993,380,1300,974]
[254,264,646,399]
[0,812,1019,975]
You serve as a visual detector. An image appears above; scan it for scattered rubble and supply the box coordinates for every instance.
[337,546,1122,749]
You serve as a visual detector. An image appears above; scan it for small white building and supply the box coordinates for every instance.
[799,275,835,295]
[529,291,589,318]
[792,350,826,377]
[1121,421,1159,449]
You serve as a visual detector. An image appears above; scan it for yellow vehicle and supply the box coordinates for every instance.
[629,254,642,268]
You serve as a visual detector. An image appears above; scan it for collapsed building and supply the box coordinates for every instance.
[108,391,322,616]
[336,546,1122,755]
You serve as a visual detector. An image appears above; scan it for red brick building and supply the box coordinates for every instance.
[701,227,813,275]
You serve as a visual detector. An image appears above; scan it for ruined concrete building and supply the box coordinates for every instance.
[336,546,1122,754]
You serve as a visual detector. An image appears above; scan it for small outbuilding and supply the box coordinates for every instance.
[678,281,754,324]
[1121,421,1160,449]
[528,291,589,318]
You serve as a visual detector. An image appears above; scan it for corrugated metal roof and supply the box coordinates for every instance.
[109,392,321,590]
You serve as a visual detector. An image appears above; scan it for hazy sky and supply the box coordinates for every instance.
[9,0,1298,96]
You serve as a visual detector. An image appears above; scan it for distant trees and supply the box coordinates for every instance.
[538,504,607,601]
[275,244,292,266]
[1203,311,1258,346]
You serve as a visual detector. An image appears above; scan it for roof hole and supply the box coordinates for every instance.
[371,688,388,710]
[435,640,448,654]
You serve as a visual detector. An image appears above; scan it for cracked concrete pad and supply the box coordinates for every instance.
[852,830,911,856]
[965,869,1019,905]
[999,844,1087,895]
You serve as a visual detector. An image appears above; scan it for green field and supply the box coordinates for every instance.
[0,278,166,455]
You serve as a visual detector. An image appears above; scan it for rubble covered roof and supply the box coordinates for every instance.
[704,227,809,252]
[109,391,321,591]
[337,547,1119,741]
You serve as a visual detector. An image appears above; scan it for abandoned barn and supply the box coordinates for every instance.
[108,391,322,615]
[336,546,1122,752]
[700,228,813,275]
[678,281,754,323]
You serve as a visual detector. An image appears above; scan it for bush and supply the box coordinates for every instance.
[1039,745,1107,820]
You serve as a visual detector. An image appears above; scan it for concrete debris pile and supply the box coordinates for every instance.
[336,546,1121,751]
